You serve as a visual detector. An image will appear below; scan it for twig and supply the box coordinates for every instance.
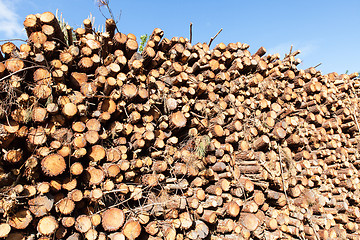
[305,210,321,240]
[190,111,205,119]
[288,45,293,56]
[208,28,223,48]
[278,147,289,206]
[97,0,121,33]
[0,65,45,82]
[0,39,27,43]
[259,160,275,178]
[288,45,293,67]
[95,184,152,214]
[189,22,193,44]
[352,108,360,134]
[314,63,322,68]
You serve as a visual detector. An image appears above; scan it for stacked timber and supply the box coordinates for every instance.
[0,11,360,240]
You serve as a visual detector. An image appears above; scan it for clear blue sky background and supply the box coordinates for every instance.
[1,0,359,75]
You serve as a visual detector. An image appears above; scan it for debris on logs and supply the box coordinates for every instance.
[1,11,360,240]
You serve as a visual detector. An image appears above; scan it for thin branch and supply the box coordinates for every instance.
[314,63,322,68]
[0,65,45,82]
[189,22,193,44]
[305,210,321,240]
[278,147,289,206]
[259,159,275,178]
[95,184,152,214]
[288,45,293,56]
[97,0,121,33]
[208,28,223,48]
[0,39,27,43]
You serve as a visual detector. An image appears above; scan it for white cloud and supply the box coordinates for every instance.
[0,0,24,38]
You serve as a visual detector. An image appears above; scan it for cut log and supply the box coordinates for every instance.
[5,58,24,73]
[28,195,54,217]
[55,197,75,215]
[62,102,78,117]
[170,111,187,128]
[75,215,92,233]
[41,154,66,176]
[122,219,141,240]
[85,166,105,185]
[239,213,260,232]
[201,210,217,224]
[101,208,125,231]
[0,223,11,238]
[8,209,33,229]
[62,217,75,228]
[88,145,106,162]
[225,201,240,217]
[37,216,59,236]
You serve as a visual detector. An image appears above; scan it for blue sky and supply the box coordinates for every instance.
[1,0,360,74]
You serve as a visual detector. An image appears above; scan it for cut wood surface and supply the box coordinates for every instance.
[101,208,125,231]
[2,10,360,240]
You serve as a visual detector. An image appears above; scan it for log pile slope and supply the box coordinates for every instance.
[1,11,360,240]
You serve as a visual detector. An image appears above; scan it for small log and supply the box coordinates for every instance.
[102,208,125,231]
[201,209,217,224]
[85,166,105,185]
[225,201,240,217]
[252,135,270,150]
[0,223,11,238]
[170,111,187,128]
[190,220,209,239]
[9,209,33,229]
[217,219,235,234]
[122,83,138,99]
[28,195,54,217]
[40,12,65,43]
[85,229,98,240]
[3,149,23,164]
[62,217,75,228]
[68,189,84,202]
[88,145,106,162]
[145,221,159,235]
[37,216,59,236]
[62,102,78,118]
[55,197,75,215]
[39,153,66,176]
[5,58,24,73]
[123,219,142,240]
[75,215,92,233]
[239,212,260,232]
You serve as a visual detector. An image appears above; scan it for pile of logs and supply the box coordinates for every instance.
[1,11,360,240]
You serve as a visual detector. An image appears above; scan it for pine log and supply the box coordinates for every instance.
[101,208,125,231]
[0,223,11,238]
[75,215,92,233]
[28,195,54,217]
[41,154,66,176]
[37,216,59,236]
[9,209,33,229]
[123,219,142,239]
